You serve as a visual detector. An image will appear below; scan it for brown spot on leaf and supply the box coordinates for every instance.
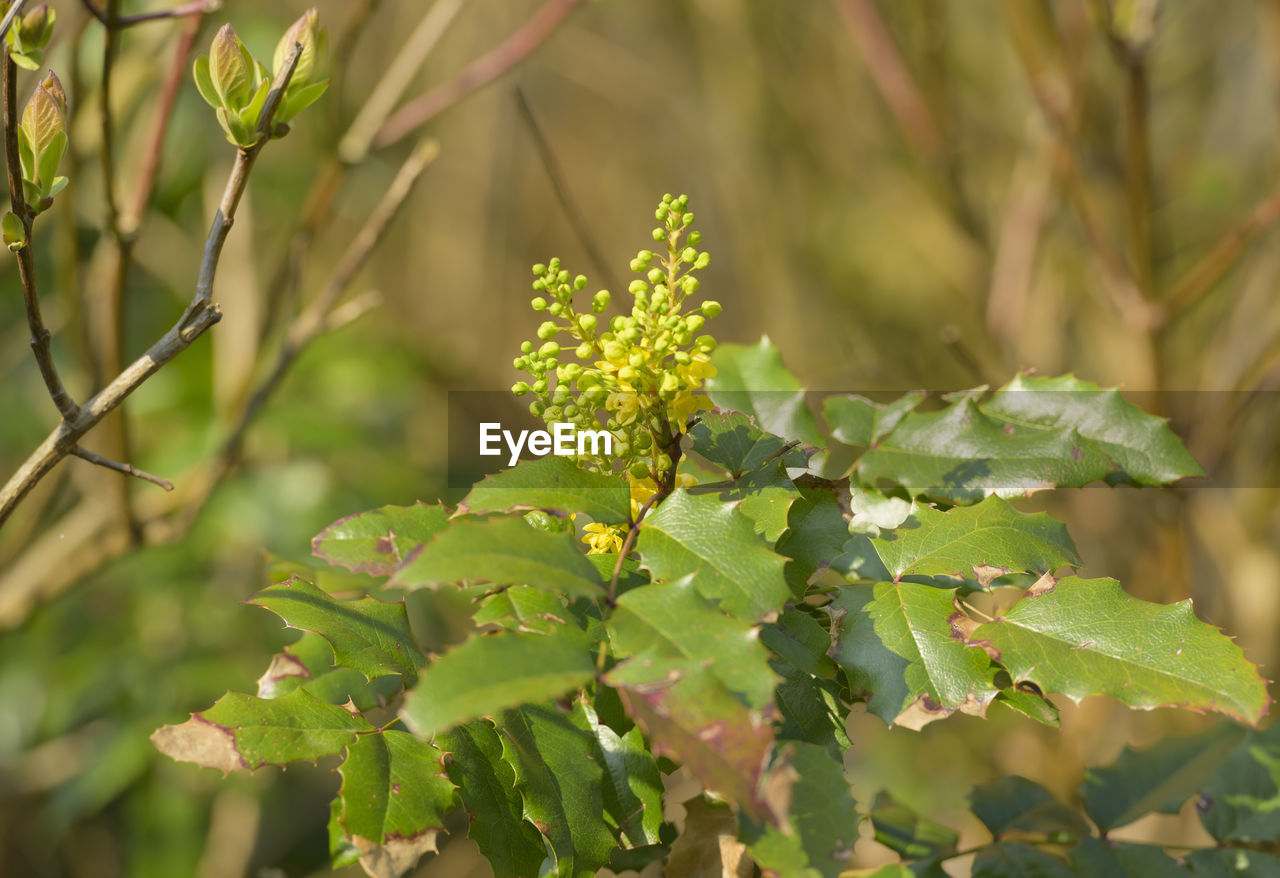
[351,830,440,878]
[1015,680,1044,697]
[1025,572,1057,597]
[150,716,247,774]
[255,653,310,699]
[972,564,1009,590]
[374,535,397,556]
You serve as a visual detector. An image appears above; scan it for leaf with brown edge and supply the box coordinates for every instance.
[312,502,451,576]
[250,577,425,684]
[606,656,782,826]
[333,730,457,878]
[151,688,372,772]
[971,577,1271,724]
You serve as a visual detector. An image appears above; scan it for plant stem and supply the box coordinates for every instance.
[0,44,305,529]
[80,0,217,28]
[3,56,79,421]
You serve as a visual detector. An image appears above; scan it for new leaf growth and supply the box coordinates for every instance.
[16,71,67,215]
[194,10,328,147]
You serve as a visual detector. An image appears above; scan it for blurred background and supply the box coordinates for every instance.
[0,0,1278,875]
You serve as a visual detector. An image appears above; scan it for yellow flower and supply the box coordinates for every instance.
[670,390,710,430]
[677,351,716,389]
[582,522,624,555]
[630,475,657,504]
[606,390,639,425]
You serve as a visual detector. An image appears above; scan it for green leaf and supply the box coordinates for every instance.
[866,496,1080,585]
[1077,723,1248,833]
[588,554,648,596]
[760,607,836,679]
[390,516,603,599]
[250,577,424,684]
[400,631,595,738]
[776,476,852,594]
[333,730,456,878]
[501,704,616,878]
[580,701,664,847]
[436,720,547,878]
[984,374,1204,485]
[826,584,911,725]
[972,842,1076,877]
[870,791,958,860]
[855,395,1115,504]
[706,337,824,447]
[458,456,630,524]
[692,460,798,543]
[771,656,850,759]
[971,577,1271,724]
[637,488,789,620]
[992,686,1060,727]
[1186,849,1280,878]
[1070,838,1189,878]
[36,130,65,190]
[610,575,779,709]
[311,502,451,576]
[192,55,221,108]
[742,742,859,878]
[859,581,998,728]
[606,658,782,825]
[1199,724,1280,842]
[824,392,923,447]
[255,632,403,711]
[278,78,329,124]
[151,688,371,772]
[969,775,1089,839]
[689,409,808,475]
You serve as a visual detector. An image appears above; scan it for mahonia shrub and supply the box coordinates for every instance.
[154,196,1273,878]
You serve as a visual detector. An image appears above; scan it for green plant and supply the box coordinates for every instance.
[153,197,1271,878]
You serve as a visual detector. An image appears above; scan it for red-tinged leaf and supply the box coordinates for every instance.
[606,657,781,825]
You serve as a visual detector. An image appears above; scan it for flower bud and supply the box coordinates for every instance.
[538,341,560,358]
[575,342,593,359]
[274,7,325,88]
[20,72,67,188]
[511,381,530,396]
[573,274,588,290]
[536,321,558,340]
[209,24,254,108]
[531,296,547,311]
[578,314,597,332]
[18,5,54,51]
[701,300,722,318]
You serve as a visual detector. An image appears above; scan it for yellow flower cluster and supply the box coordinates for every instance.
[581,471,698,555]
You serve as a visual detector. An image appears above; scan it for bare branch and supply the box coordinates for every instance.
[373,0,586,150]
[80,0,219,28]
[0,44,306,529]
[0,1,28,42]
[3,57,79,421]
[71,446,174,491]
